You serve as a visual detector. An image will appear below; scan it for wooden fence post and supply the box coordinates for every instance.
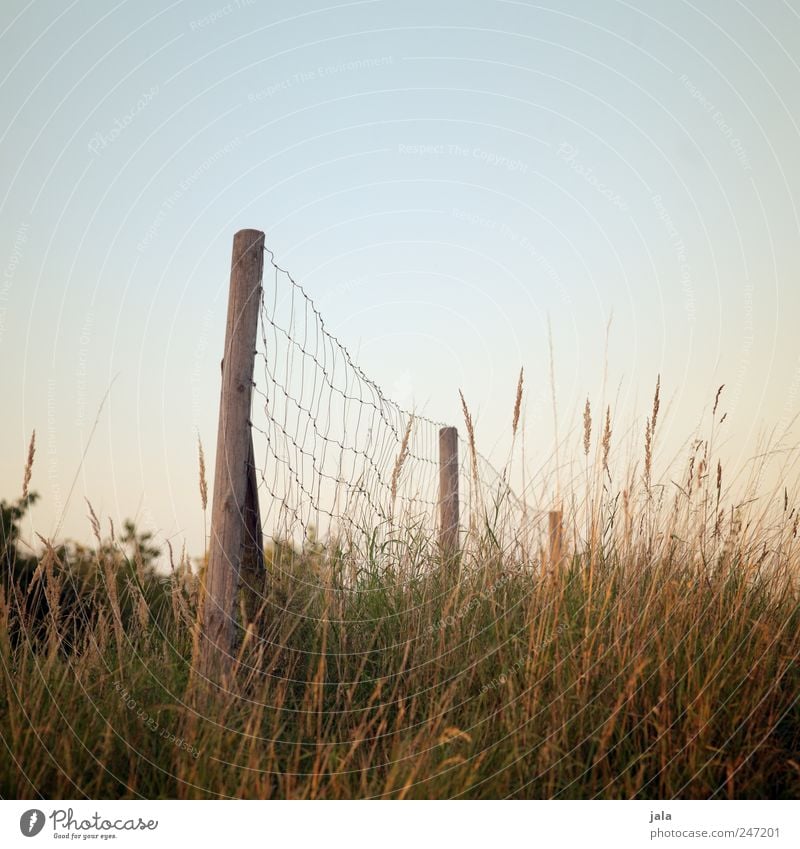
[239,435,264,628]
[439,426,460,562]
[199,229,265,680]
[549,509,563,569]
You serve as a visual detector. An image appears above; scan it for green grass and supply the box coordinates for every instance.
[2,535,798,799]
[3,381,800,798]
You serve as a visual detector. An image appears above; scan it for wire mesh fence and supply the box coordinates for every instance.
[250,248,524,573]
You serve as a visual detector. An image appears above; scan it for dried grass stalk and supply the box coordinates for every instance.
[459,390,479,491]
[86,498,101,545]
[391,415,414,506]
[197,436,208,512]
[713,384,725,416]
[651,375,661,435]
[602,406,611,475]
[583,398,592,457]
[22,430,35,499]
[512,368,524,438]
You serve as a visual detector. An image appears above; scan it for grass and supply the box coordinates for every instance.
[1,380,799,799]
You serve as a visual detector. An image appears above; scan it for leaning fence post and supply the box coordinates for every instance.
[199,228,265,680]
[439,426,460,563]
[549,509,563,569]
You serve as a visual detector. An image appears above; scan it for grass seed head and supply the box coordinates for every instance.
[651,375,661,434]
[713,384,725,416]
[512,368,524,438]
[197,436,208,512]
[583,398,592,457]
[22,430,35,500]
[391,415,414,505]
[602,406,611,474]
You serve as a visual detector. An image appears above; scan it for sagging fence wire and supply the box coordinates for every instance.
[250,247,526,571]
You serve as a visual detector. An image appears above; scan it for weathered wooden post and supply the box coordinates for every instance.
[199,228,264,679]
[439,426,460,562]
[549,509,563,569]
[239,436,264,627]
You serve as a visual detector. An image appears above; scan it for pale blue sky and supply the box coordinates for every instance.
[2,0,800,552]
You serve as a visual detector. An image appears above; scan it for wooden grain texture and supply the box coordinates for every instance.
[239,434,264,628]
[199,229,264,680]
[439,426,460,562]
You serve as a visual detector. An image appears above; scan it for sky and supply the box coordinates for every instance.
[2,0,800,555]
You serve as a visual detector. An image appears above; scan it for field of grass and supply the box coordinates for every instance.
[2,382,799,799]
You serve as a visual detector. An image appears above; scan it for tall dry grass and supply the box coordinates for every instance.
[1,379,798,799]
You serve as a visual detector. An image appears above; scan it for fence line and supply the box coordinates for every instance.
[199,229,534,679]
[251,245,519,560]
